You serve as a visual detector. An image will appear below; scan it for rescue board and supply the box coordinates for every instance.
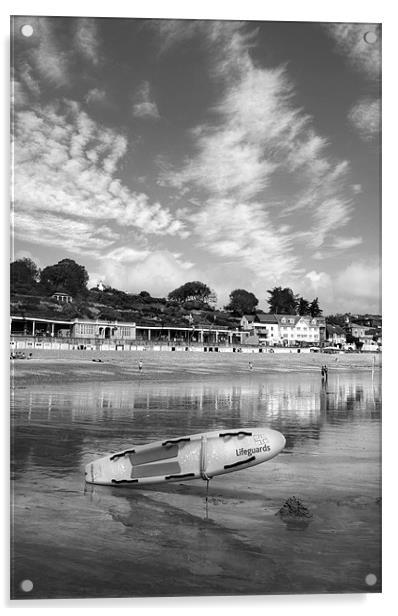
[85,427,286,486]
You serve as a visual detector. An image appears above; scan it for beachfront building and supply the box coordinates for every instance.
[240,313,326,346]
[10,315,243,348]
[326,324,347,348]
[240,313,279,345]
[10,316,136,340]
[275,315,326,346]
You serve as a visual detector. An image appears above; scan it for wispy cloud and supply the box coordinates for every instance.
[331,236,363,250]
[348,98,380,141]
[159,22,356,280]
[85,87,107,105]
[12,99,188,255]
[12,210,117,255]
[74,18,100,65]
[188,199,298,280]
[132,81,160,120]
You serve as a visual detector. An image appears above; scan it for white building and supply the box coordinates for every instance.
[276,315,325,346]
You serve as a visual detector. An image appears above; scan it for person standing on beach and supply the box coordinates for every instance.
[138,360,143,372]
[249,361,253,370]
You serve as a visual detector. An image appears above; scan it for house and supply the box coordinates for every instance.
[276,315,326,346]
[326,324,346,347]
[51,291,73,304]
[347,323,367,339]
[240,314,279,345]
[240,315,257,330]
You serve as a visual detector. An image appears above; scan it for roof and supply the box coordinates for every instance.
[275,314,300,327]
[255,313,278,324]
[52,290,72,296]
[241,314,256,322]
[326,324,346,335]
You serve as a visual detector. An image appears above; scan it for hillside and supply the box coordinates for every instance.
[10,288,242,330]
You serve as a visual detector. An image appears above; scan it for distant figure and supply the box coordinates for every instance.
[324,365,328,381]
[321,365,325,380]
[138,360,143,372]
[249,362,253,370]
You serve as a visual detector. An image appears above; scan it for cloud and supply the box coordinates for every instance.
[132,81,160,120]
[11,210,117,255]
[348,98,380,141]
[28,18,70,88]
[330,236,363,250]
[157,23,356,282]
[74,18,100,65]
[85,88,107,105]
[310,198,352,249]
[302,260,381,314]
[13,100,187,250]
[96,250,197,297]
[189,199,299,280]
[334,259,381,312]
[325,23,381,79]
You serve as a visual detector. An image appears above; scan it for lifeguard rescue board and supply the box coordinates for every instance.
[85,427,286,486]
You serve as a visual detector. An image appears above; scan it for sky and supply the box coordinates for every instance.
[10,15,381,314]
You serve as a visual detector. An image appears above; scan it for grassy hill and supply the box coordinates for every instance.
[10,288,242,330]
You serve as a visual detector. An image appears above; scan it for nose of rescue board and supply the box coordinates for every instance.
[85,427,286,486]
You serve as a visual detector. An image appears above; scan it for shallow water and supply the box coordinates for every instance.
[11,367,381,598]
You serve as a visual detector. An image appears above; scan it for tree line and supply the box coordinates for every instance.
[10,257,322,317]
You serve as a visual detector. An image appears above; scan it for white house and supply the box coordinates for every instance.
[275,315,325,346]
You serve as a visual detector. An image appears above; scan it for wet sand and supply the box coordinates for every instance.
[10,349,380,387]
[10,352,381,598]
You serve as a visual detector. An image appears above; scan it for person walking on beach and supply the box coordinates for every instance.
[138,359,143,372]
[249,361,253,371]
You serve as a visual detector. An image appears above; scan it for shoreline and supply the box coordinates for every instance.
[10,349,381,387]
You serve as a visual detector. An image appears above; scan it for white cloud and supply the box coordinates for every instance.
[13,100,187,252]
[12,210,117,255]
[302,260,381,314]
[97,250,197,297]
[74,18,100,65]
[326,23,381,79]
[189,199,298,279]
[132,81,160,120]
[160,23,355,277]
[85,88,107,105]
[348,98,380,141]
[335,260,380,304]
[310,198,352,249]
[330,236,363,250]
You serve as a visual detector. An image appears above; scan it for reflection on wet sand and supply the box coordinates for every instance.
[11,369,381,598]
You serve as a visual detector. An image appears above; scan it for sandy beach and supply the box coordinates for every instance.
[10,348,380,387]
[10,350,381,598]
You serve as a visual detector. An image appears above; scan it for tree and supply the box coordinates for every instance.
[325,313,348,327]
[309,297,323,317]
[267,287,298,314]
[225,289,259,316]
[297,297,311,316]
[10,258,40,294]
[168,281,211,304]
[40,259,89,297]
